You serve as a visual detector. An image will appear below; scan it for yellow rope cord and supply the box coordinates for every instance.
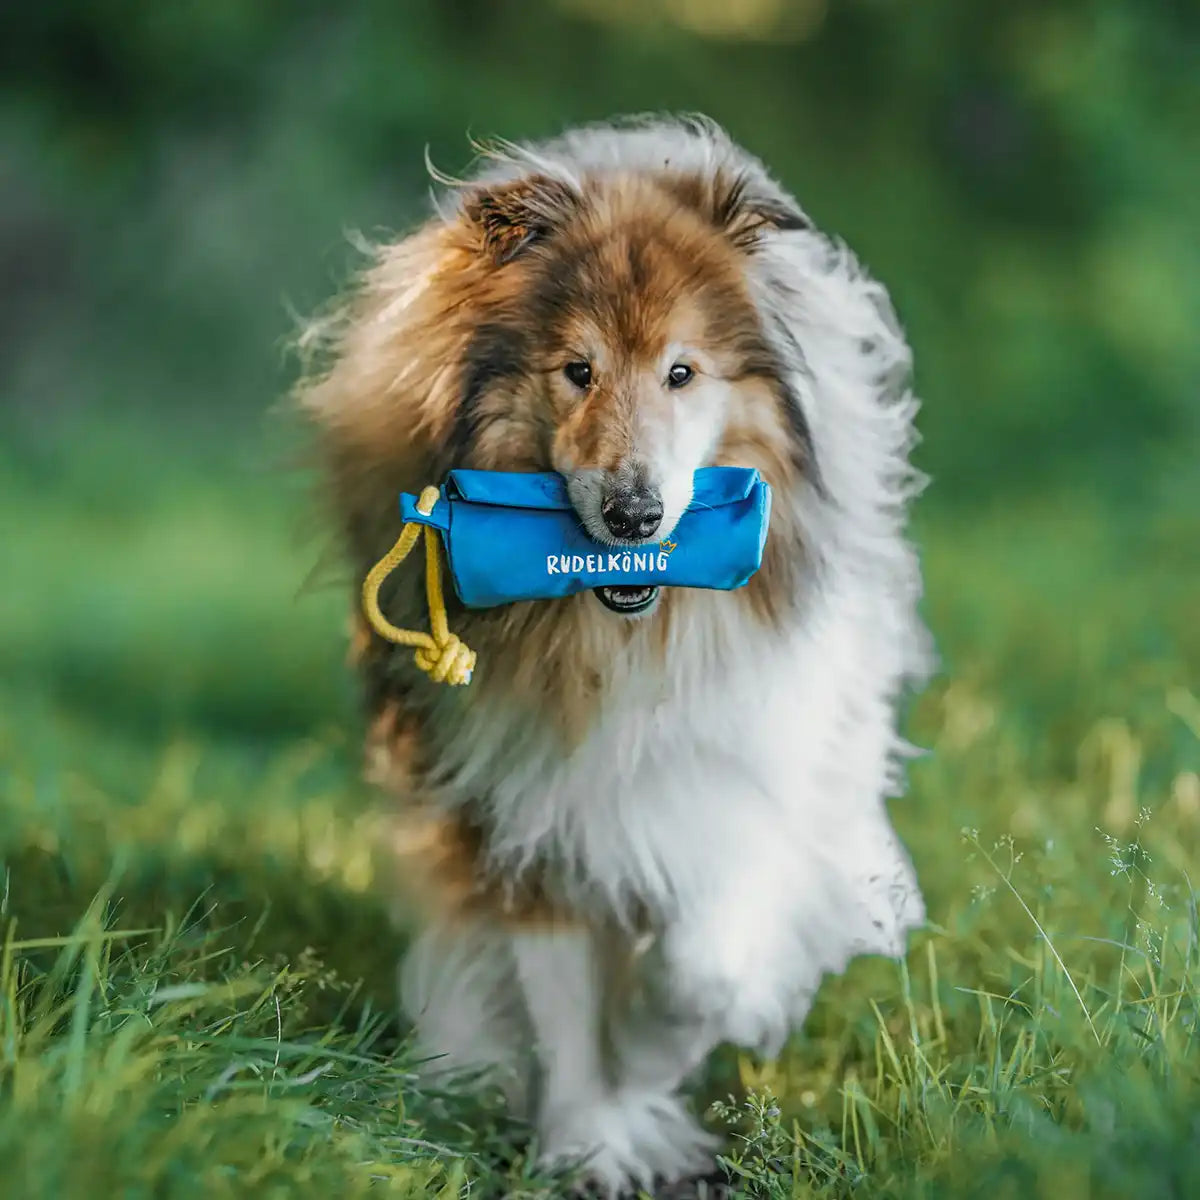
[361,486,476,686]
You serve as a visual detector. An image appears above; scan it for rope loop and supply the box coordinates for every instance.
[361,486,476,687]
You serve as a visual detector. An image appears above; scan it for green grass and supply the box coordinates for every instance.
[2,421,1198,1198]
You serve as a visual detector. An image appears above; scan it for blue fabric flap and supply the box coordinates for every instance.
[445,470,572,510]
[686,467,760,508]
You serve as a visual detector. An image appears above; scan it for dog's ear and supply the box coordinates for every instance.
[462,174,580,265]
[715,172,812,250]
[667,168,811,251]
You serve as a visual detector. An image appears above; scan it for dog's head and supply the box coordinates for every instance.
[438,168,816,614]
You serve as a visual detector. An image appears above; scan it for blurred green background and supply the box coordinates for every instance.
[6,0,1199,483]
[2,0,1196,747]
[1,4,1199,1196]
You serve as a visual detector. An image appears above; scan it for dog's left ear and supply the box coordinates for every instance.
[712,170,812,250]
[462,174,580,265]
[669,169,811,251]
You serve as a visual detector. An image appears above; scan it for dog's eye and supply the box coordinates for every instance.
[563,361,592,390]
[667,363,694,389]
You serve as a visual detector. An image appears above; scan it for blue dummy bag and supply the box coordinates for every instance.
[398,467,772,609]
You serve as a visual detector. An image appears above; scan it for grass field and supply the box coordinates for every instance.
[1,418,1197,1198]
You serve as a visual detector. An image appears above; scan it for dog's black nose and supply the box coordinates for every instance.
[601,488,664,540]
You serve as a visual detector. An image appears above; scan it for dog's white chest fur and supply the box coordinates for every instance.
[434,578,924,967]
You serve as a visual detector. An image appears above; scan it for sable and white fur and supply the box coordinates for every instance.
[296,114,934,1196]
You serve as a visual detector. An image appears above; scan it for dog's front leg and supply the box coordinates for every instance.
[511,925,717,1197]
[645,848,827,1062]
[399,919,534,1114]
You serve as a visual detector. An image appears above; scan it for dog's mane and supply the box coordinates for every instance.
[292,114,934,748]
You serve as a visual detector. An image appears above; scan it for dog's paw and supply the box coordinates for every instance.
[537,1089,719,1198]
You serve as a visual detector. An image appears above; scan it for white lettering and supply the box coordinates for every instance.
[544,551,683,577]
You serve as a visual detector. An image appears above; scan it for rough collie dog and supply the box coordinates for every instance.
[295,114,933,1196]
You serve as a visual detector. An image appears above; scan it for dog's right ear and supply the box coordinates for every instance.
[462,174,580,265]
